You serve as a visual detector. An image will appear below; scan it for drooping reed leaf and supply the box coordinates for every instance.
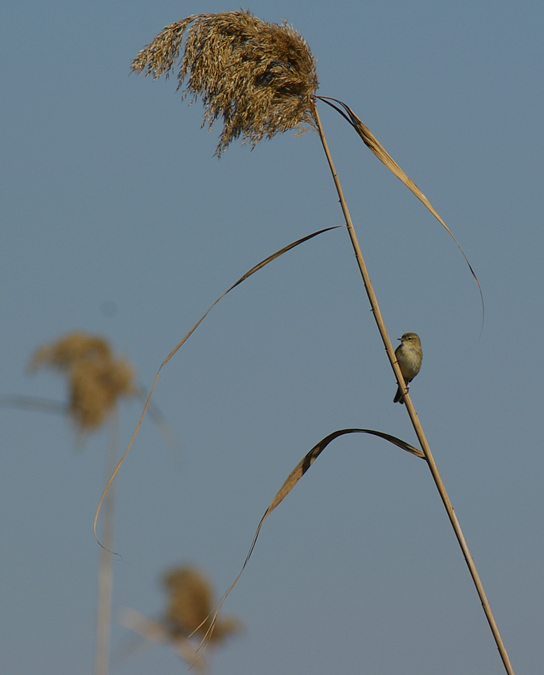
[198,428,424,646]
[0,395,67,416]
[317,95,484,326]
[94,226,340,545]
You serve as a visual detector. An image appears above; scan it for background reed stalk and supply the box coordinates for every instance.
[312,102,514,675]
[94,411,119,675]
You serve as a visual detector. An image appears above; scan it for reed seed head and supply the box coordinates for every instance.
[132,10,319,155]
[162,565,241,645]
[30,332,136,432]
[29,332,111,372]
[68,355,135,430]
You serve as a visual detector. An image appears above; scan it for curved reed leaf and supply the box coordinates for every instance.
[317,95,484,329]
[197,428,424,648]
[94,226,340,546]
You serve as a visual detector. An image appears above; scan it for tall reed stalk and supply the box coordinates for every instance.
[130,11,514,673]
[95,411,119,675]
[311,102,514,675]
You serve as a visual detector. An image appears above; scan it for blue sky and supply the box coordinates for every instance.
[1,1,543,673]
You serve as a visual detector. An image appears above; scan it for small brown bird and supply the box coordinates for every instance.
[393,332,422,404]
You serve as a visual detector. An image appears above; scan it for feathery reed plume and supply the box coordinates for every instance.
[30,332,136,433]
[132,10,318,155]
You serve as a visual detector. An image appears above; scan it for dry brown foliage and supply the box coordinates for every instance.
[30,332,136,432]
[132,10,319,154]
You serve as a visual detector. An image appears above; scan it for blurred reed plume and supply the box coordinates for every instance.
[162,566,241,645]
[30,332,111,370]
[132,10,318,155]
[30,331,136,432]
[121,565,241,672]
[29,331,140,675]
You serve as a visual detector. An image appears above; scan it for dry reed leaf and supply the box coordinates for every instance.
[0,391,179,452]
[135,387,181,454]
[0,395,67,416]
[317,95,484,324]
[198,429,424,648]
[94,226,339,542]
[132,10,318,154]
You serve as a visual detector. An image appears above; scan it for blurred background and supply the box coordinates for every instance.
[1,1,543,673]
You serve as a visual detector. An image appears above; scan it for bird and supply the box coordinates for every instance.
[393,332,422,404]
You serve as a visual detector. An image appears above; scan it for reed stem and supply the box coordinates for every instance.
[95,410,119,675]
[312,102,514,675]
